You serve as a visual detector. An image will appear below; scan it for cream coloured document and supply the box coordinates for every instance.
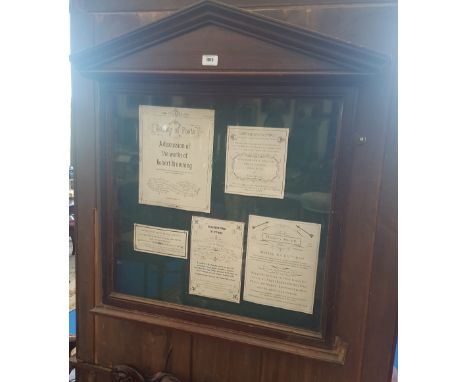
[243,215,321,314]
[139,105,214,212]
[134,223,188,259]
[225,126,289,199]
[189,217,245,303]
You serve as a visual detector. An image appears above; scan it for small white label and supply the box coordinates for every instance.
[202,55,218,66]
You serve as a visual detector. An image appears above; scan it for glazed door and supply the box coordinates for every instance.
[70,1,397,382]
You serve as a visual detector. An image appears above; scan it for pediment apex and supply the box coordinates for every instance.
[70,0,388,74]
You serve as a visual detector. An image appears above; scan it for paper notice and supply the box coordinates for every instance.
[189,217,245,303]
[139,105,214,213]
[243,215,321,314]
[225,126,289,199]
[134,223,188,259]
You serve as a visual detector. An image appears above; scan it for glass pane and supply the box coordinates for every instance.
[107,91,342,332]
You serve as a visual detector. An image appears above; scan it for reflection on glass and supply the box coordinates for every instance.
[108,92,342,332]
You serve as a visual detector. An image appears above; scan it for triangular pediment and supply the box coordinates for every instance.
[70,0,388,75]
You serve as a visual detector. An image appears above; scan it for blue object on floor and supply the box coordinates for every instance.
[69,309,76,335]
[394,339,398,369]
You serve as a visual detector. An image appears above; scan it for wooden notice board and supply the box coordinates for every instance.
[70,1,397,381]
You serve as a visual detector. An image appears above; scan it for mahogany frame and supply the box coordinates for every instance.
[90,77,361,362]
[70,0,393,367]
